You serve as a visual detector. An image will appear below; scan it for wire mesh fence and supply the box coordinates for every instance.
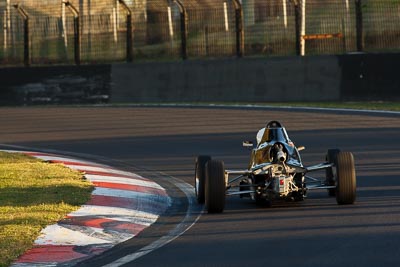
[363,0,400,52]
[243,1,297,56]
[0,0,399,66]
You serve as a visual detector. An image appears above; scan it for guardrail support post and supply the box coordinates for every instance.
[232,0,244,57]
[173,0,188,60]
[292,0,301,56]
[62,1,80,65]
[355,0,364,52]
[118,0,133,62]
[13,4,30,66]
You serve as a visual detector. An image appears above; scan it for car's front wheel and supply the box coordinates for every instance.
[205,160,226,213]
[335,152,356,205]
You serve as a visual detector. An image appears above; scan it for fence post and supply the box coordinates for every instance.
[118,0,133,62]
[292,0,301,56]
[13,4,30,66]
[355,0,363,52]
[232,0,244,57]
[173,0,188,60]
[62,1,80,65]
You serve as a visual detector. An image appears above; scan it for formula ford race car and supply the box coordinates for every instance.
[195,121,356,213]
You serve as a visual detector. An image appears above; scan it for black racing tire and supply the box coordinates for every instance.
[195,155,211,204]
[326,149,340,197]
[205,160,226,213]
[335,152,356,205]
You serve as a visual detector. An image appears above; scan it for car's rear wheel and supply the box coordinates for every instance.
[326,149,340,196]
[335,152,356,205]
[195,155,211,204]
[205,160,226,213]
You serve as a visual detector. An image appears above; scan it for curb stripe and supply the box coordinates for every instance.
[92,187,169,203]
[77,169,146,180]
[92,181,168,196]
[68,205,159,225]
[61,216,147,235]
[53,224,135,244]
[85,174,164,190]
[34,224,114,246]
[63,165,144,179]
[86,195,169,213]
[15,245,89,264]
[48,160,103,167]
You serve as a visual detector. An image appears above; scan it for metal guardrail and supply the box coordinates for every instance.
[0,0,399,66]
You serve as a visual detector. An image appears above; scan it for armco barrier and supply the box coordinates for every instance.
[0,53,399,105]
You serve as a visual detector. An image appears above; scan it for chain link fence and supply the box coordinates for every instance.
[0,0,399,66]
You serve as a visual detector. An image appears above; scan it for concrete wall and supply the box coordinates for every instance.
[0,53,399,105]
[111,53,400,103]
[0,65,110,105]
[338,53,400,101]
[111,56,342,102]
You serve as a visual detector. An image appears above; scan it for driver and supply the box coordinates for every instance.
[256,127,265,146]
[256,121,282,145]
[256,121,294,148]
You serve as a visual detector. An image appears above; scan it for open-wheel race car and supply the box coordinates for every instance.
[195,121,356,213]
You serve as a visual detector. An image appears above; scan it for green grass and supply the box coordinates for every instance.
[0,151,93,267]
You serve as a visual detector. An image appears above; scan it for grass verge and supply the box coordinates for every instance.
[0,151,93,267]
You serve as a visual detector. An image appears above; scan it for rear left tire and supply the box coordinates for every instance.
[205,160,226,213]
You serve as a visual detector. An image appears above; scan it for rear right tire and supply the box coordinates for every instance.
[195,155,211,204]
[205,160,226,213]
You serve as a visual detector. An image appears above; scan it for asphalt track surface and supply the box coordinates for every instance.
[1,106,400,267]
